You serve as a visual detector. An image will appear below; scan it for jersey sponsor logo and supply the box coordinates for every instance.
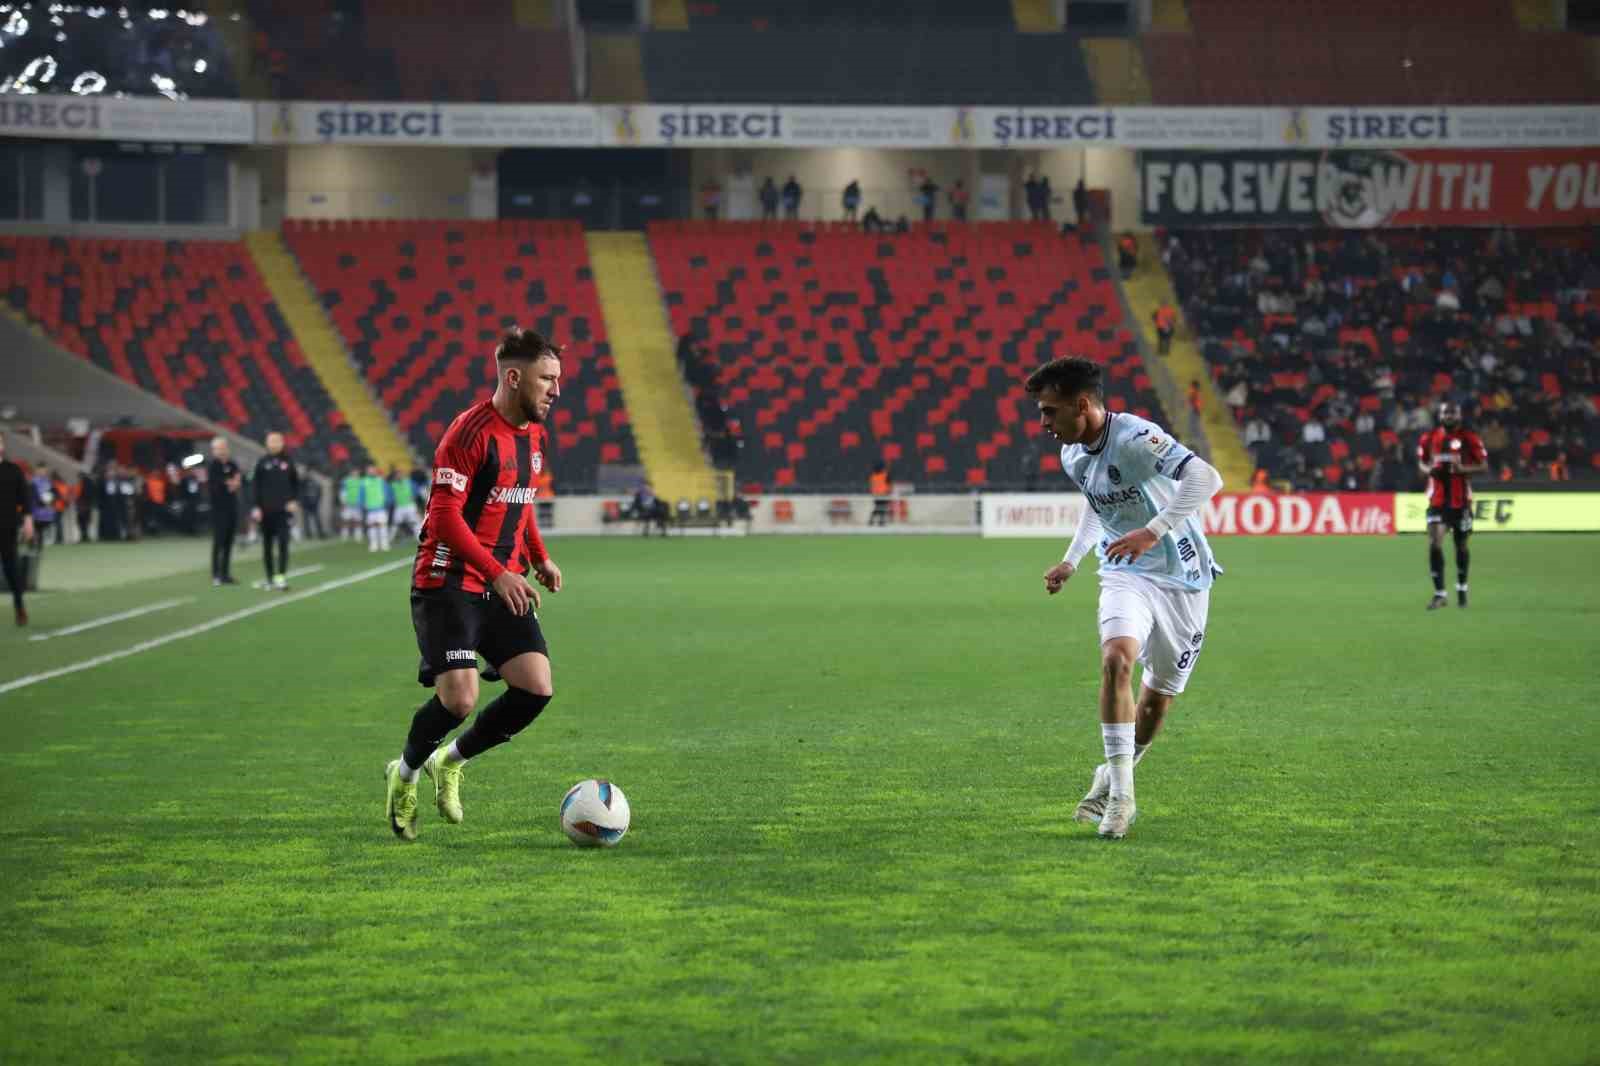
[1086,486,1144,512]
[1108,464,1122,484]
[445,649,475,662]
[435,467,467,493]
[1147,435,1176,458]
[488,486,539,505]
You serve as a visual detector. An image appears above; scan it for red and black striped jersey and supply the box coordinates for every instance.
[413,400,550,594]
[1417,426,1486,509]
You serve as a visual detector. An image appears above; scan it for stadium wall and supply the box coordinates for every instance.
[280,146,489,220]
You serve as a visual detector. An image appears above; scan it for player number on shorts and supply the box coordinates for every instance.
[1177,649,1199,670]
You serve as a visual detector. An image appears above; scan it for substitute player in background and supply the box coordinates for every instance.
[1028,358,1224,840]
[339,468,362,541]
[1417,401,1487,610]
[383,328,565,841]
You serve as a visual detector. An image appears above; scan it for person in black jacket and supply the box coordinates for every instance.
[0,431,36,625]
[251,432,300,591]
[207,436,242,586]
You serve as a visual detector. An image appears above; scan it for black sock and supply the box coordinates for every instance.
[453,687,552,761]
[402,695,461,770]
[1429,545,1445,593]
[1455,542,1470,587]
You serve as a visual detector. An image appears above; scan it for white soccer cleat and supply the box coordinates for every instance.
[1073,763,1110,825]
[1098,795,1137,839]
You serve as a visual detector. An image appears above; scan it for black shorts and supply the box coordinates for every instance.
[1426,506,1473,534]
[411,587,549,687]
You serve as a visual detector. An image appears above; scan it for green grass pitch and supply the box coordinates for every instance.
[3,533,1597,1065]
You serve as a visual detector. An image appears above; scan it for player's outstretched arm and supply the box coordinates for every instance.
[1047,500,1102,595]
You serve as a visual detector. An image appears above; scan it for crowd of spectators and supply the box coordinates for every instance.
[1165,227,1600,489]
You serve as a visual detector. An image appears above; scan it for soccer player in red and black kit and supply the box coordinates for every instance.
[1417,401,1487,610]
[383,328,565,840]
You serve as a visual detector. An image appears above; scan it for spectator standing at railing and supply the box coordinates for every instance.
[1073,178,1089,229]
[949,180,969,222]
[781,176,802,221]
[917,176,940,223]
[0,431,35,625]
[759,178,779,221]
[700,179,722,221]
[842,181,861,222]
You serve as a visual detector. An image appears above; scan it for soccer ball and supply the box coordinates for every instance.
[560,779,630,847]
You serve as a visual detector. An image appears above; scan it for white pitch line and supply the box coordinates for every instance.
[249,563,326,589]
[28,597,196,643]
[0,559,411,698]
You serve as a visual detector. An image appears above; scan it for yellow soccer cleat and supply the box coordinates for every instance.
[422,748,465,825]
[384,759,419,841]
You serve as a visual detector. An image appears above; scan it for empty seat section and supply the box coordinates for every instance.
[648,220,1168,491]
[0,236,363,469]
[1148,0,1600,105]
[284,219,637,492]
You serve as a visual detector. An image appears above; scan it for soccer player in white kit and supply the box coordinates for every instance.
[1027,357,1225,839]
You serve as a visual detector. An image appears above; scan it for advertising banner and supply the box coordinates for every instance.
[1297,106,1600,150]
[1201,493,1396,535]
[1395,493,1600,533]
[1141,147,1600,228]
[256,101,598,146]
[0,94,253,143]
[964,107,1281,149]
[980,493,1088,538]
[599,105,955,148]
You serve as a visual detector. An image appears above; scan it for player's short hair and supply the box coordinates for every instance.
[1025,357,1102,400]
[496,327,562,364]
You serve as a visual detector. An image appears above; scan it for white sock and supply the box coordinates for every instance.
[396,755,420,782]
[1102,722,1135,798]
[444,740,467,765]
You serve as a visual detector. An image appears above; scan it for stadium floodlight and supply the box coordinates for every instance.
[17,55,56,89]
[193,58,205,73]
[5,10,29,35]
[70,70,105,94]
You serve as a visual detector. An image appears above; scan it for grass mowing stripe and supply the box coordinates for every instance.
[25,597,195,642]
[0,558,409,698]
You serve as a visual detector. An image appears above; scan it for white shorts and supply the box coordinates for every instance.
[341,505,361,524]
[393,505,419,528]
[1097,573,1211,696]
[364,509,388,528]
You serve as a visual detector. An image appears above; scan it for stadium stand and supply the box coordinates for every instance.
[1165,227,1600,487]
[0,6,238,98]
[1146,0,1600,105]
[641,21,1094,104]
[648,220,1167,491]
[245,0,575,102]
[283,219,638,492]
[0,236,365,470]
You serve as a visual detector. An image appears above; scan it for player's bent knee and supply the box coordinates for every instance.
[1101,646,1135,684]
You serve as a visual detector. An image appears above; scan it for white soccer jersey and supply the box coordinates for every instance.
[1061,412,1221,591]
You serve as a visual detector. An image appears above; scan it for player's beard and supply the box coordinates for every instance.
[522,391,546,424]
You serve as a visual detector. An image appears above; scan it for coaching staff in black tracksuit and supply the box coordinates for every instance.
[252,432,300,591]
[207,436,242,586]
